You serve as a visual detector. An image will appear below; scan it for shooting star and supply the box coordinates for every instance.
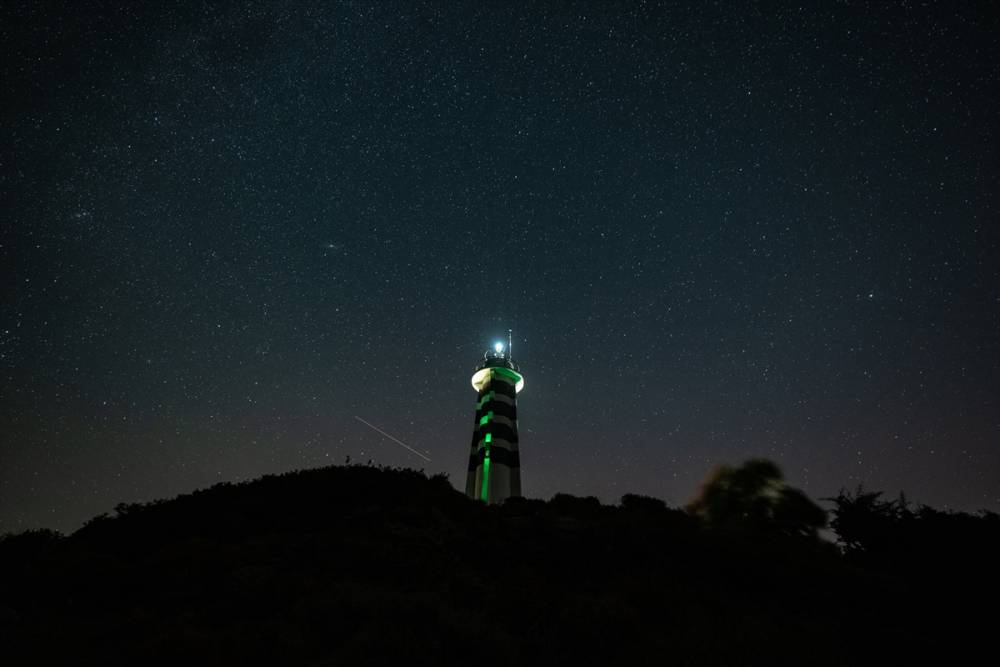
[354,416,431,462]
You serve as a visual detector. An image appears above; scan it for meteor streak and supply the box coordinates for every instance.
[354,416,431,462]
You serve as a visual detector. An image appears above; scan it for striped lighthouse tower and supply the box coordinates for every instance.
[465,332,525,504]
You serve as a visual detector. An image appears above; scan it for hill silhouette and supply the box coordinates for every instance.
[1,464,996,666]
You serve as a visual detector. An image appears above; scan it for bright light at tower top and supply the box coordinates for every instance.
[494,342,504,354]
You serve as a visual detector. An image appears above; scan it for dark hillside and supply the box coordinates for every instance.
[1,466,994,666]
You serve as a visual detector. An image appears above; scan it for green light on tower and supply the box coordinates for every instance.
[480,434,492,501]
[480,453,490,501]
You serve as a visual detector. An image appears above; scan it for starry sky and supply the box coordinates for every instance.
[2,2,997,533]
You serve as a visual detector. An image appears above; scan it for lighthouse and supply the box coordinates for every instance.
[465,332,525,503]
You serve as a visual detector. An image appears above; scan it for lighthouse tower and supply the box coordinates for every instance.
[465,332,525,503]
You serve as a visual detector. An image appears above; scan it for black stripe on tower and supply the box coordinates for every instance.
[483,401,516,420]
[495,422,519,443]
[490,380,517,399]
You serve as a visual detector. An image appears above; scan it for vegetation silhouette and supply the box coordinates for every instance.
[0,461,996,666]
[686,458,828,539]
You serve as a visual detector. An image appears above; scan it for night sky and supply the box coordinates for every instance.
[3,2,997,533]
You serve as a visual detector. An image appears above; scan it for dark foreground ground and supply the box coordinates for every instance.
[1,465,996,666]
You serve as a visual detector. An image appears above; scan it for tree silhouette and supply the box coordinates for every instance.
[828,486,1000,569]
[826,487,909,557]
[686,458,827,538]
